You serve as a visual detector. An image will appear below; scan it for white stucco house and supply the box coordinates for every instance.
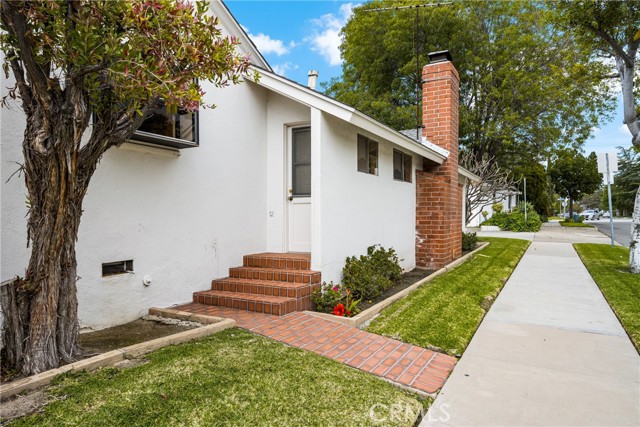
[1,1,477,330]
[466,186,521,228]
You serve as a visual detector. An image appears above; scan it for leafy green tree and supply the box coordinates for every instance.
[551,0,639,272]
[550,150,602,218]
[513,161,553,217]
[326,0,614,164]
[604,147,640,216]
[0,0,252,375]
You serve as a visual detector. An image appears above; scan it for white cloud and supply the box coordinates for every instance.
[307,3,359,66]
[242,25,294,57]
[249,32,291,56]
[272,62,298,77]
[619,124,632,135]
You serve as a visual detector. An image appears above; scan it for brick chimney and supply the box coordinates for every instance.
[415,50,463,269]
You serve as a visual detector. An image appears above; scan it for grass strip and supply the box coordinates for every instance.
[9,329,425,427]
[366,238,529,355]
[560,222,593,227]
[574,243,640,351]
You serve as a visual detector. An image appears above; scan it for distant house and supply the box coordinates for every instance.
[466,187,521,228]
[1,0,477,330]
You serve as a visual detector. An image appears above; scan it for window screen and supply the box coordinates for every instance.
[393,149,412,183]
[292,128,311,196]
[357,134,378,175]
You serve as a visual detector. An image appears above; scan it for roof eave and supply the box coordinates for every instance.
[249,67,446,164]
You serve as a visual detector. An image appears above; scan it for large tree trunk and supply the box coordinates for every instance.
[1,116,87,375]
[631,186,640,274]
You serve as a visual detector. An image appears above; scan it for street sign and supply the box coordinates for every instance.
[597,151,618,173]
[602,170,615,185]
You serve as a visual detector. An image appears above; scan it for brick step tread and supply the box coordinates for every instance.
[229,267,321,285]
[193,290,299,315]
[195,290,296,304]
[212,277,315,289]
[243,253,311,270]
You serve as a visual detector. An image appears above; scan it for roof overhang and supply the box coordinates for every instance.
[248,67,447,164]
[458,166,481,183]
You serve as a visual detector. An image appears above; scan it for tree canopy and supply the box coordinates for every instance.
[325,0,615,164]
[549,150,601,215]
[0,0,253,376]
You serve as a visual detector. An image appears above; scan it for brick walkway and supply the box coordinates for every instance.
[174,303,457,394]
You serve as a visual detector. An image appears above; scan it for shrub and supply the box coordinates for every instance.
[311,282,361,317]
[342,245,402,301]
[492,202,503,214]
[481,202,542,232]
[462,232,478,251]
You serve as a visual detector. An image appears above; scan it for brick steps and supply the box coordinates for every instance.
[229,267,320,284]
[192,252,320,316]
[193,290,297,316]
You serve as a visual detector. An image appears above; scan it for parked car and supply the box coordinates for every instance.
[581,209,602,220]
[602,211,610,218]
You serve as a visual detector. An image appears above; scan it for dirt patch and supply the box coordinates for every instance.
[0,391,50,424]
[78,316,199,356]
[357,268,435,311]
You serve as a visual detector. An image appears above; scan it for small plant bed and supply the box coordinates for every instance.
[6,329,426,426]
[366,238,529,355]
[357,268,435,311]
[78,316,200,355]
[574,244,640,351]
[1,316,200,384]
[560,221,593,227]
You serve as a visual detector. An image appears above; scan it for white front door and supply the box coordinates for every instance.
[287,127,312,252]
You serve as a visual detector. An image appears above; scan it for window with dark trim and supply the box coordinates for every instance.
[357,134,379,175]
[131,99,199,149]
[292,127,311,197]
[393,149,412,183]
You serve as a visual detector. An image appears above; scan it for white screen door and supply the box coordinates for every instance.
[287,127,312,252]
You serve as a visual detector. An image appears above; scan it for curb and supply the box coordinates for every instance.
[0,314,235,401]
[306,242,490,328]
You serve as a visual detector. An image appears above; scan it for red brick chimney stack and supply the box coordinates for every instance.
[415,51,463,269]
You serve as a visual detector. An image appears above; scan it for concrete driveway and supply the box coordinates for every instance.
[424,224,639,426]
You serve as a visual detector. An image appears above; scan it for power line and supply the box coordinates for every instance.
[362,2,453,13]
[362,2,453,136]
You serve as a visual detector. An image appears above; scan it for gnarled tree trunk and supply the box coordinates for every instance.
[1,110,89,374]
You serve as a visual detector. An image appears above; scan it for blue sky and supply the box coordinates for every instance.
[224,0,633,156]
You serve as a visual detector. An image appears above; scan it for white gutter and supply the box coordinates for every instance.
[250,67,447,165]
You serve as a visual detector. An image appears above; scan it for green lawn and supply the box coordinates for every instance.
[560,222,593,227]
[574,244,640,351]
[366,238,529,355]
[9,329,424,427]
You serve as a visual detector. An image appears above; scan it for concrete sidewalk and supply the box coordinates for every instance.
[423,237,640,425]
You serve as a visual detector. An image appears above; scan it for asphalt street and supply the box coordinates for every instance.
[587,218,633,247]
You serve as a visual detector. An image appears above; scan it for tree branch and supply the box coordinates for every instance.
[1,2,53,110]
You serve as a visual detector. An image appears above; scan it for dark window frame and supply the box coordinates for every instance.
[131,101,199,149]
[292,127,311,197]
[393,149,413,183]
[357,134,379,176]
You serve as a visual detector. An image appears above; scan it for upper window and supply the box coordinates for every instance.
[131,99,198,149]
[393,149,412,183]
[357,134,378,175]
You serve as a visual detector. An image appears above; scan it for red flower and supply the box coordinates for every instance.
[333,303,345,317]
[346,311,352,317]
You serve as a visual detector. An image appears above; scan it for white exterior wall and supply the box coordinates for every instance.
[263,90,310,252]
[1,78,270,331]
[313,112,417,283]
